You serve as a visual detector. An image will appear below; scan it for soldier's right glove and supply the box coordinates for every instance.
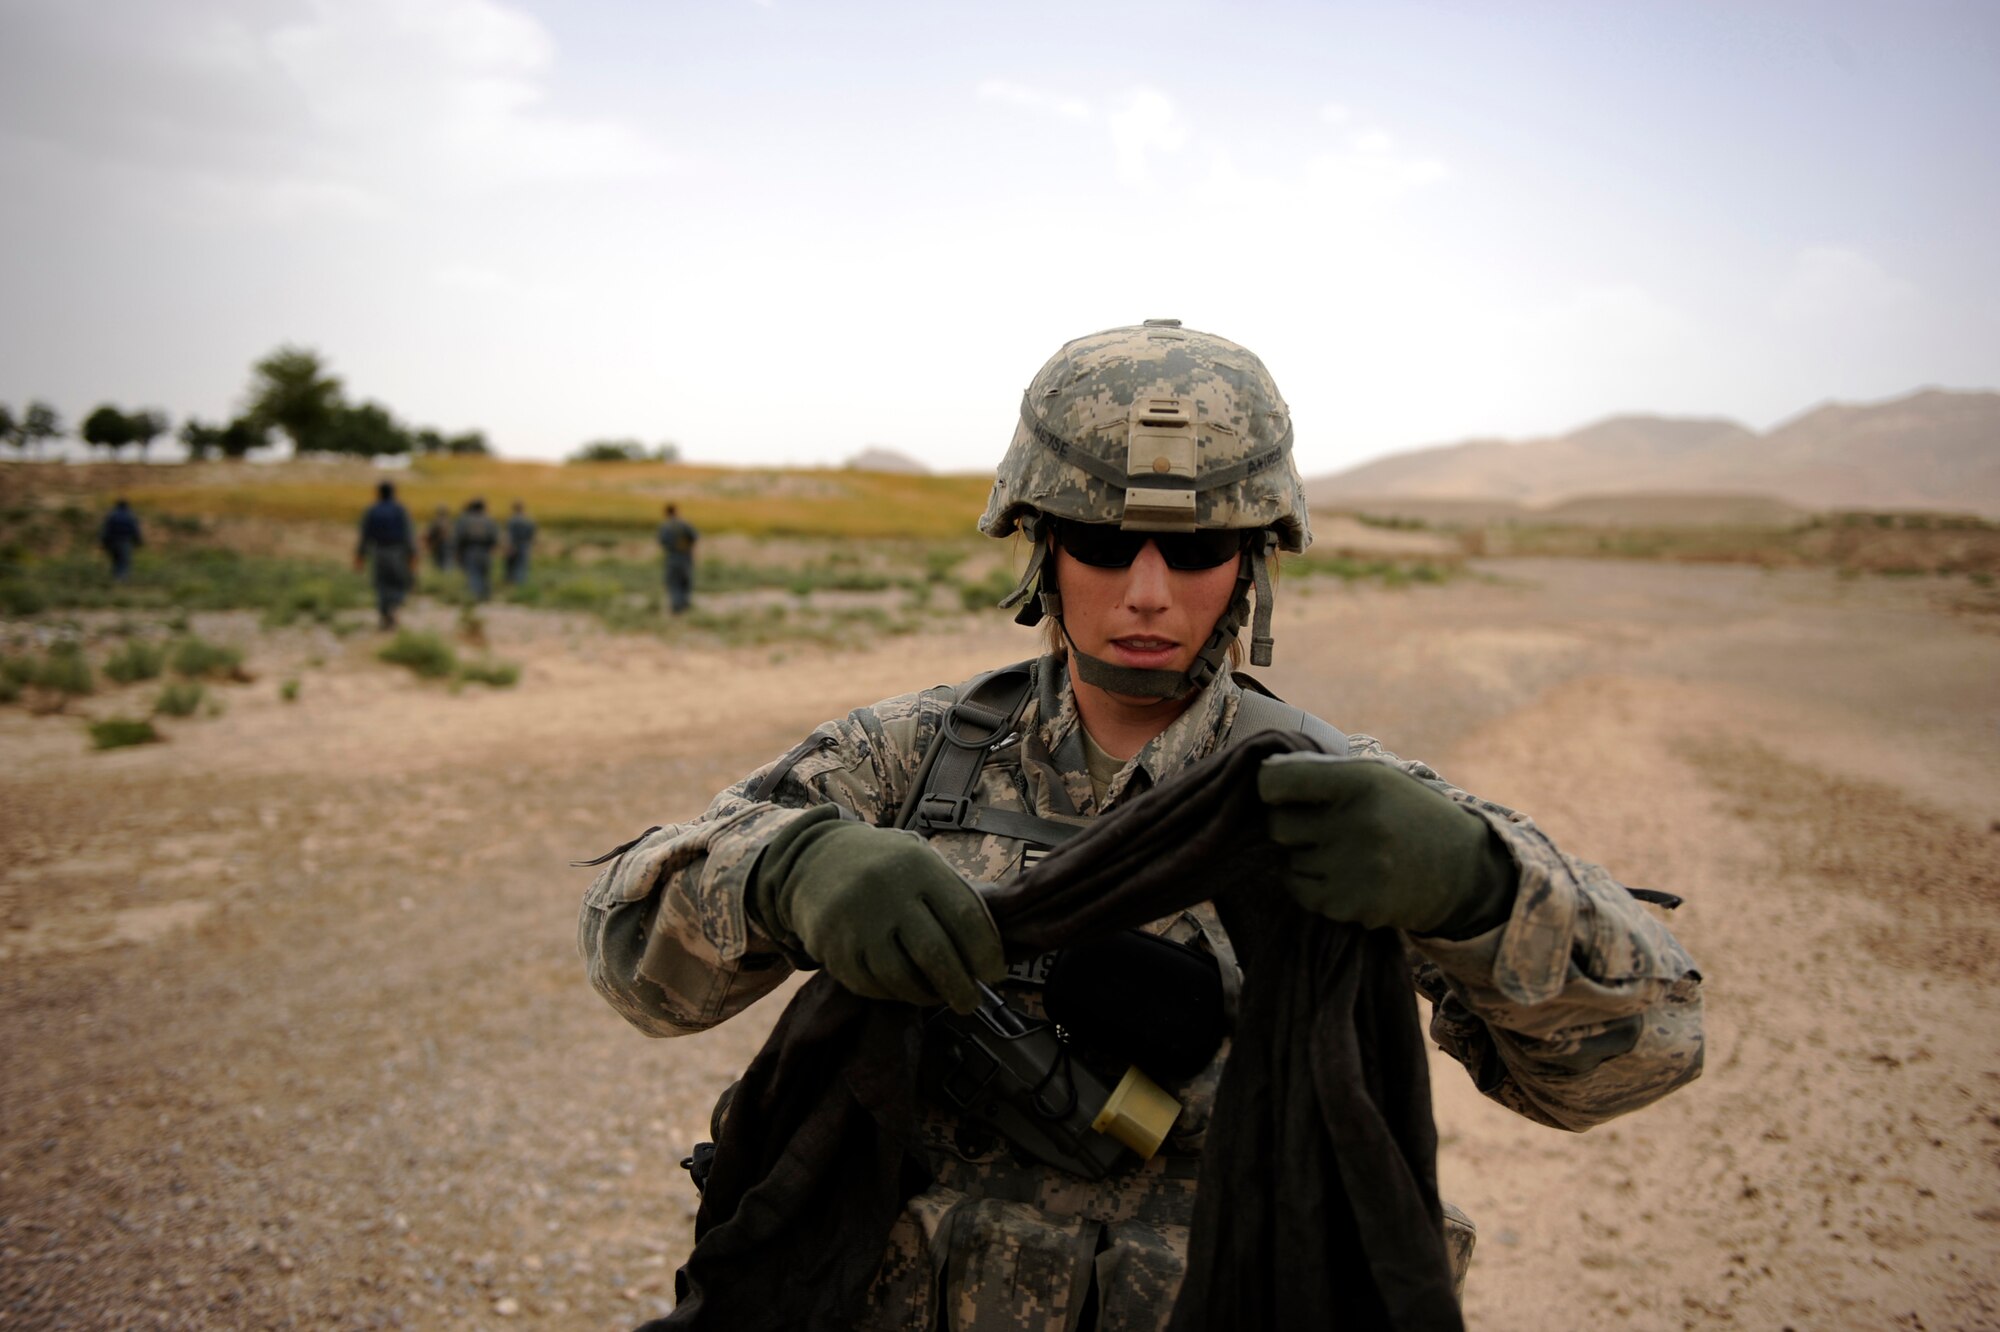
[748,808,1005,1014]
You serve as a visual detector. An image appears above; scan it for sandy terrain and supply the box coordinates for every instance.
[2,559,1997,1330]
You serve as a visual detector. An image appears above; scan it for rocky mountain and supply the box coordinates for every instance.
[1306,388,2000,516]
[844,447,928,474]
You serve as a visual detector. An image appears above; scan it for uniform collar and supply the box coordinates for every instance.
[1034,654,1242,812]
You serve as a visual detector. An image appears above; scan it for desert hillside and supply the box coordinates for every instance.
[1308,387,2000,516]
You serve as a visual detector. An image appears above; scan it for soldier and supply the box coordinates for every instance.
[503,500,537,587]
[454,497,500,603]
[656,503,699,614]
[580,321,1704,1329]
[98,498,143,583]
[424,503,453,572]
[354,480,415,630]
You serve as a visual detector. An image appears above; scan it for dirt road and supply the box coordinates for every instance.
[3,560,1996,1329]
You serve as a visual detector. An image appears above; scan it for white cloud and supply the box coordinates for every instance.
[265,0,672,192]
[976,79,1093,121]
[1772,246,1916,325]
[1107,88,1188,185]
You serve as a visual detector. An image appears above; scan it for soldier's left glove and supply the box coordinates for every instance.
[1257,753,1517,939]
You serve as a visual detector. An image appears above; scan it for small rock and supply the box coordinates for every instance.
[494,1296,520,1316]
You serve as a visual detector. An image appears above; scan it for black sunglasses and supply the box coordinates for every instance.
[1052,519,1248,571]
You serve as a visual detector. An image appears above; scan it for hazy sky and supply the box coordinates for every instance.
[2,0,1995,476]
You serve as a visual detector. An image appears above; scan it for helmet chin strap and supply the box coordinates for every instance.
[1034,534,1278,701]
[997,521,1281,700]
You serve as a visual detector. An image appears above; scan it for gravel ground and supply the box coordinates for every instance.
[2,559,1996,1330]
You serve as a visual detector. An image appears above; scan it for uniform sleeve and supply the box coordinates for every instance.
[1346,735,1706,1131]
[577,692,940,1037]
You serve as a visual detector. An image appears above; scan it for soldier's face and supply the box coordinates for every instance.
[1051,534,1240,688]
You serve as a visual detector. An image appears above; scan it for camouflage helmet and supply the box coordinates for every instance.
[979,319,1312,552]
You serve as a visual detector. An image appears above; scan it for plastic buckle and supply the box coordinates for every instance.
[919,794,972,831]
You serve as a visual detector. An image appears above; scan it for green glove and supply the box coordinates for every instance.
[1257,753,1517,939]
[749,808,1005,1013]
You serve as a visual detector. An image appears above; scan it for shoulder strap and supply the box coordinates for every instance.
[895,660,1085,848]
[1226,672,1349,756]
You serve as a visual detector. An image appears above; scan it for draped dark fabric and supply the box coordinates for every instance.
[645,731,1464,1331]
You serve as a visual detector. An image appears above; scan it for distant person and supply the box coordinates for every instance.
[657,503,699,614]
[424,503,454,572]
[98,498,143,583]
[454,497,500,603]
[504,500,538,588]
[355,480,416,630]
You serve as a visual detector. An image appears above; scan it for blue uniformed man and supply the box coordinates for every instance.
[424,503,453,572]
[454,497,500,603]
[98,498,143,582]
[354,480,416,630]
[504,500,537,587]
[656,503,699,614]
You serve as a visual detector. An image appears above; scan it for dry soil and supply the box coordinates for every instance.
[3,559,1997,1330]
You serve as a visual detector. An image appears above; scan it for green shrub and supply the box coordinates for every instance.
[0,676,17,704]
[378,630,458,679]
[262,576,350,628]
[89,717,160,749]
[36,643,94,696]
[455,658,520,688]
[280,677,301,703]
[105,639,166,684]
[548,575,625,612]
[0,578,47,617]
[958,568,1018,612]
[153,681,207,717]
[170,636,243,679]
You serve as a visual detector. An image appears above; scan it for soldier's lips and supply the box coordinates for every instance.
[1108,637,1181,668]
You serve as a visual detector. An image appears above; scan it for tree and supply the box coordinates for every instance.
[245,345,343,454]
[82,404,136,458]
[23,401,64,459]
[568,439,649,463]
[414,427,446,456]
[0,404,16,456]
[446,430,490,456]
[320,401,412,458]
[179,418,224,462]
[128,409,168,461]
[218,416,266,461]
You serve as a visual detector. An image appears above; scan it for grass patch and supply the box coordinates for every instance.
[170,636,244,679]
[378,629,457,679]
[280,677,301,703]
[89,717,161,749]
[104,639,166,684]
[34,642,95,696]
[455,658,520,688]
[153,681,208,717]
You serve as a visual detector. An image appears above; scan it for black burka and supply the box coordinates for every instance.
[644,732,1464,1331]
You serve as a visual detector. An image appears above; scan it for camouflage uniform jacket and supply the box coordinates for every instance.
[579,656,1704,1331]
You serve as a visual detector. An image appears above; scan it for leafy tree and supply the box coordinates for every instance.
[246,345,343,453]
[128,409,168,461]
[655,440,681,463]
[446,430,490,456]
[218,416,267,460]
[179,418,224,462]
[22,401,63,459]
[414,427,446,455]
[0,404,16,455]
[83,405,135,458]
[320,401,412,458]
[569,438,649,463]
